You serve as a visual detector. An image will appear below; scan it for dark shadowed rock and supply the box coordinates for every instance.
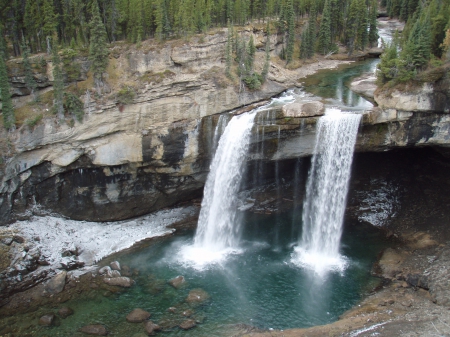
[186,288,209,304]
[168,275,185,289]
[126,308,151,323]
[143,321,161,334]
[39,314,55,326]
[80,324,108,335]
[103,277,134,287]
[179,319,196,330]
[58,306,74,318]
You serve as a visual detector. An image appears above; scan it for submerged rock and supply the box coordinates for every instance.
[38,314,55,326]
[186,288,209,304]
[143,321,161,334]
[103,277,134,288]
[126,308,151,323]
[80,324,108,335]
[168,275,185,289]
[58,306,74,318]
[179,319,196,330]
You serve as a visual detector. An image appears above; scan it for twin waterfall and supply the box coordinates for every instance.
[187,102,361,275]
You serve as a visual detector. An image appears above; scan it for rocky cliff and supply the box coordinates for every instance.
[1,27,450,226]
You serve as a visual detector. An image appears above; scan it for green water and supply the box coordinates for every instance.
[301,59,379,110]
[29,209,389,337]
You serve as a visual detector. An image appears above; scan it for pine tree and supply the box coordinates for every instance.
[43,0,57,40]
[285,0,295,64]
[52,42,64,119]
[317,0,332,55]
[300,5,316,59]
[261,22,271,80]
[22,42,39,101]
[89,0,109,89]
[376,39,399,85]
[0,51,15,129]
[225,21,233,79]
[368,0,379,48]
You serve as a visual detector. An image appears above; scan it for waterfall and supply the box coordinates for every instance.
[181,110,257,268]
[292,108,361,276]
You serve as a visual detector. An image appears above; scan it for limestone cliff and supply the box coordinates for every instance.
[1,27,450,225]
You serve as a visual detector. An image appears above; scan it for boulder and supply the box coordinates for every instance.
[80,324,108,335]
[38,314,55,326]
[186,288,209,304]
[58,306,74,319]
[168,275,185,289]
[350,75,377,99]
[110,261,121,271]
[179,319,196,330]
[143,321,161,334]
[44,271,67,295]
[103,276,134,287]
[99,266,112,276]
[126,308,151,323]
[282,101,325,118]
[110,270,121,278]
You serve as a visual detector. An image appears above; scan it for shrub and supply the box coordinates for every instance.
[64,92,84,122]
[117,85,136,104]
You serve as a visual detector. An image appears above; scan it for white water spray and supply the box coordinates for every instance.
[181,111,257,268]
[292,108,361,276]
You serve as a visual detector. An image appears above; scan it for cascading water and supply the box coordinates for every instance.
[292,107,361,276]
[181,110,257,268]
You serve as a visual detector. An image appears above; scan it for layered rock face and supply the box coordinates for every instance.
[2,28,450,225]
[0,31,287,224]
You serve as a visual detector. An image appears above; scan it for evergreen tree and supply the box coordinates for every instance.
[285,0,295,64]
[89,0,109,89]
[300,5,316,59]
[0,51,15,129]
[368,0,379,48]
[52,42,64,118]
[376,38,399,85]
[21,42,38,101]
[225,21,233,79]
[43,0,57,40]
[317,0,332,55]
[262,22,271,80]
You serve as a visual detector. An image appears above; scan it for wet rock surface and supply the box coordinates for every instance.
[80,324,108,335]
[168,275,185,289]
[126,308,151,323]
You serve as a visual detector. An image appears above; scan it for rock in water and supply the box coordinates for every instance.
[58,306,74,318]
[143,321,161,334]
[44,271,67,295]
[103,277,134,287]
[39,314,55,326]
[110,261,121,271]
[80,324,108,335]
[168,275,185,289]
[179,319,196,330]
[186,288,209,304]
[282,101,325,118]
[126,308,151,323]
